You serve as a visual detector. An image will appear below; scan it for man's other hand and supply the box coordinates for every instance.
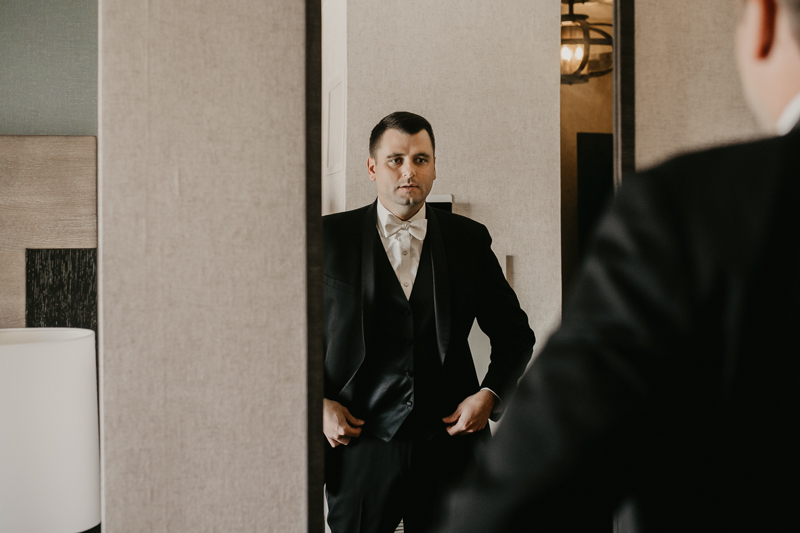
[323,398,365,447]
[442,389,496,436]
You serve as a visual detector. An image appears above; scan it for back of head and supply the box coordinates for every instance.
[369,111,435,157]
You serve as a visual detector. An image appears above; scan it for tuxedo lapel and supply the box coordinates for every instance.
[426,205,451,363]
[361,201,378,356]
[361,201,451,363]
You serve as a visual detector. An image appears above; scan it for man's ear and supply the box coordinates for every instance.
[367,157,377,182]
[757,0,778,58]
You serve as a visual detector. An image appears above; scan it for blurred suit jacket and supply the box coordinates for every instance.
[437,128,800,532]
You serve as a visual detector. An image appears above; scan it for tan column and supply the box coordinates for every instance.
[99,1,318,531]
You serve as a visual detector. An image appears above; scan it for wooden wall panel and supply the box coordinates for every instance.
[0,135,97,328]
[26,248,98,333]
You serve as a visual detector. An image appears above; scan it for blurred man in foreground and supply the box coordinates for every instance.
[436,1,800,531]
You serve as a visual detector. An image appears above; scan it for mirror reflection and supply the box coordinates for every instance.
[321,1,614,530]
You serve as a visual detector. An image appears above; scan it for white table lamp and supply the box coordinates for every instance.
[0,328,100,533]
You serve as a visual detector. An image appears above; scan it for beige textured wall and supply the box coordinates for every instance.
[99,1,309,531]
[322,0,347,215]
[635,0,760,170]
[344,0,563,342]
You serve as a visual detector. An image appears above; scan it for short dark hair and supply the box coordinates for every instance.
[369,111,435,157]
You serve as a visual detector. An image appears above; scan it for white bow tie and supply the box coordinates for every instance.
[384,216,428,241]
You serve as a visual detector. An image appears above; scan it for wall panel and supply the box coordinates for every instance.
[99,1,313,531]
[344,0,563,345]
[0,0,97,136]
[0,136,97,328]
[635,0,761,169]
[321,0,347,215]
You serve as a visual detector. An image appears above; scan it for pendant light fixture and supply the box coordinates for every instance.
[561,0,613,85]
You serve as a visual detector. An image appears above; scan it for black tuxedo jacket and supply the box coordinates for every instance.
[438,129,800,532]
[323,201,535,423]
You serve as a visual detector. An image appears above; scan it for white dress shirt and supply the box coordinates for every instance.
[776,91,800,135]
[376,200,427,299]
[376,200,499,404]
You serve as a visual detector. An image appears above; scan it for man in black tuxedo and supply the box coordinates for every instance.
[435,1,800,531]
[322,111,535,533]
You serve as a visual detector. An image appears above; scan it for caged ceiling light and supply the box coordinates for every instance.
[561,0,613,85]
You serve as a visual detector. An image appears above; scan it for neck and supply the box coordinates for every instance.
[776,90,800,134]
[769,75,800,130]
[379,199,424,221]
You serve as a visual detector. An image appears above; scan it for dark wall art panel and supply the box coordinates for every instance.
[26,248,97,332]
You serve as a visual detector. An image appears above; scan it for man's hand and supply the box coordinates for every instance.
[323,398,365,448]
[442,389,496,436]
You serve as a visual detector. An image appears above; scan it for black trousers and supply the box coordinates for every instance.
[325,426,487,533]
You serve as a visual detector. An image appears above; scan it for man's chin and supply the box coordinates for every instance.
[394,196,422,207]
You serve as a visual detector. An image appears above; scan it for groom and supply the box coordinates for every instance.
[322,111,535,532]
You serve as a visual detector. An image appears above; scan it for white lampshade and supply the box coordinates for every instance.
[0,328,100,533]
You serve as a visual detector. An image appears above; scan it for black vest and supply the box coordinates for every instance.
[341,231,444,442]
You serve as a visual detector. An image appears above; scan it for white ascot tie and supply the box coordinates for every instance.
[384,216,428,241]
[376,202,428,300]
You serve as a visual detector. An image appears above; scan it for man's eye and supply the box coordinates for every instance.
[390,158,402,164]
[416,158,428,164]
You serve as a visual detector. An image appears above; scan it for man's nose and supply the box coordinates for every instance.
[401,162,415,178]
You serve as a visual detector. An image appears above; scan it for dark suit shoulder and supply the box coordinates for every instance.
[640,131,798,218]
[428,206,490,239]
[323,203,372,229]
[322,204,375,286]
[637,130,796,195]
[608,131,800,291]
[323,204,373,248]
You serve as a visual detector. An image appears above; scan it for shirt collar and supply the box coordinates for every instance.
[376,200,427,238]
[776,91,800,135]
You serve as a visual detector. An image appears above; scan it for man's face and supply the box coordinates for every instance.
[368,128,436,220]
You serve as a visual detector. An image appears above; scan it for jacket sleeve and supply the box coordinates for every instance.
[473,224,536,412]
